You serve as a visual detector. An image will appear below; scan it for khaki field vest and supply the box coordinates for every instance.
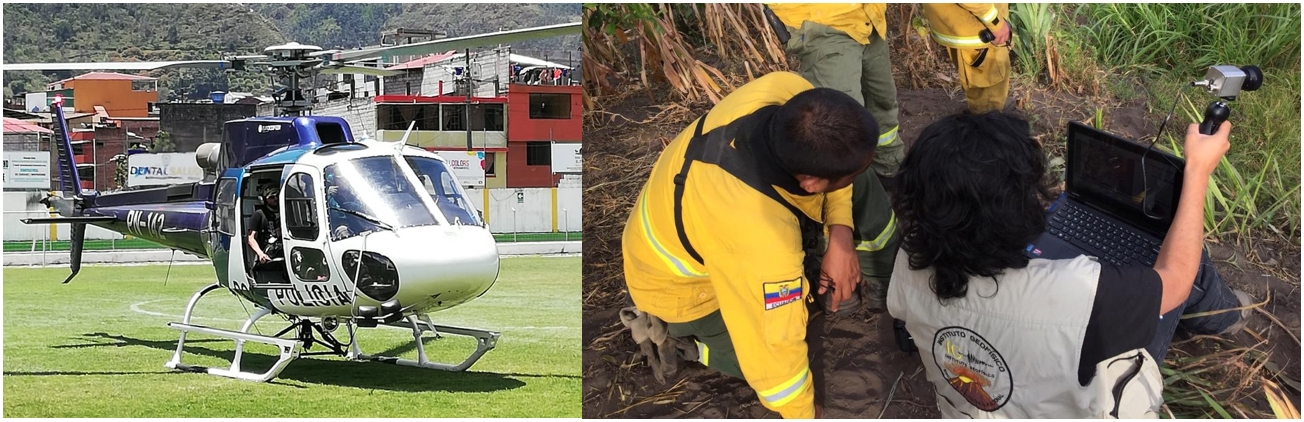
[887,251,1164,418]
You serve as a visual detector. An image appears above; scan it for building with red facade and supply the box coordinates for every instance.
[315,50,581,189]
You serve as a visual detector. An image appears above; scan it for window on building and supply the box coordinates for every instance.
[442,104,466,131]
[529,93,571,119]
[526,142,551,166]
[485,152,497,177]
[378,104,438,131]
[468,104,505,131]
[483,104,505,131]
[131,80,156,92]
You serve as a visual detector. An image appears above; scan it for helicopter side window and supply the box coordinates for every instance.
[404,156,483,227]
[215,178,237,235]
[290,247,330,282]
[284,173,319,241]
[316,123,347,145]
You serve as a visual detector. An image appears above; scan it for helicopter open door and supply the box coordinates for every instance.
[279,166,335,290]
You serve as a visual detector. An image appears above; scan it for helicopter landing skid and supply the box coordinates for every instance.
[164,283,302,382]
[346,314,501,372]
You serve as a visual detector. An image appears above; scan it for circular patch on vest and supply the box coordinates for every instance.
[932,326,1013,412]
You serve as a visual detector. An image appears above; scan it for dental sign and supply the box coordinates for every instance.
[2,151,51,190]
[442,151,485,188]
[128,153,204,187]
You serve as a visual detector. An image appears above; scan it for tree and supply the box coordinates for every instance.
[150,131,176,153]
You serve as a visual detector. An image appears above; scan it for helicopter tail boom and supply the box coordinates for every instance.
[50,101,85,198]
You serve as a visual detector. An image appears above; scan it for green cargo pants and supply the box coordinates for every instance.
[666,310,743,379]
[785,21,903,178]
[786,21,902,308]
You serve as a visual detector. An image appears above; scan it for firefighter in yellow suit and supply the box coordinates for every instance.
[765,3,902,313]
[922,3,1013,113]
[622,71,881,419]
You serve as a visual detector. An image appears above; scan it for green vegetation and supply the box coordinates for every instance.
[4,257,580,417]
[1009,4,1301,248]
[253,3,580,52]
[2,4,285,99]
[1007,4,1301,418]
[1078,4,1299,74]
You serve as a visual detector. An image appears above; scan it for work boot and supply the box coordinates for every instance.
[1219,290,1255,335]
[863,276,889,313]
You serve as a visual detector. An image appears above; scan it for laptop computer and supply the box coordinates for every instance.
[1024,121,1185,267]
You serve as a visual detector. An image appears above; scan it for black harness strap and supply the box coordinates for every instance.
[672,117,709,265]
[671,110,821,271]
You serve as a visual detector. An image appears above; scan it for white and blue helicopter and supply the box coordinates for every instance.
[7,22,579,382]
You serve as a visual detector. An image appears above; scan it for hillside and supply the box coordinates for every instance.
[3,3,581,101]
[2,3,287,99]
[252,3,580,52]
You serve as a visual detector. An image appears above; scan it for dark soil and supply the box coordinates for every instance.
[582,77,1301,417]
[583,10,1299,413]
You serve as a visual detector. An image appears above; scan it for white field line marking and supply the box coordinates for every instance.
[129,299,246,323]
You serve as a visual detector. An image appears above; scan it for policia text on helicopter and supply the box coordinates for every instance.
[614,4,1255,419]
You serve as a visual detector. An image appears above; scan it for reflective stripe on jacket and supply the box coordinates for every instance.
[922,3,1010,49]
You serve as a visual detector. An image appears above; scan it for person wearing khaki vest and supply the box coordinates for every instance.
[887,113,1252,417]
[621,72,882,418]
[921,3,1012,113]
[766,3,902,315]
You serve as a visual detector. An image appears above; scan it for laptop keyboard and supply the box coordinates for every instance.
[1047,203,1162,267]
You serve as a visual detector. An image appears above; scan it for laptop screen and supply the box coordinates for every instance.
[1066,121,1185,236]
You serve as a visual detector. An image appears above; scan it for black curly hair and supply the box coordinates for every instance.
[893,112,1057,301]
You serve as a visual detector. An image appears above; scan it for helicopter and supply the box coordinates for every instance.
[7,22,580,382]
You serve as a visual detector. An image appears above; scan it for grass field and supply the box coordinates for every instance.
[3,232,584,252]
[2,256,580,417]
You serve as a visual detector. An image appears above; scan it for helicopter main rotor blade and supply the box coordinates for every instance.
[319,65,401,77]
[3,60,234,72]
[332,22,579,63]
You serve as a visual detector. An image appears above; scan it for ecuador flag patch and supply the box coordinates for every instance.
[763,279,803,310]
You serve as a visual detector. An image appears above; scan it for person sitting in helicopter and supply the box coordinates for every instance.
[325,173,371,240]
[247,184,283,268]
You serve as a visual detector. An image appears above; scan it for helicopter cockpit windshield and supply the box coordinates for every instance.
[405,156,484,227]
[323,155,437,240]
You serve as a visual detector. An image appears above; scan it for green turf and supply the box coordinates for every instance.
[2,257,580,417]
[3,232,583,252]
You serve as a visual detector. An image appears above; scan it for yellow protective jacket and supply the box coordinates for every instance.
[622,71,854,419]
[767,3,888,45]
[922,3,1010,49]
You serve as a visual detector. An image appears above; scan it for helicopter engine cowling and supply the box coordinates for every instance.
[196,143,221,180]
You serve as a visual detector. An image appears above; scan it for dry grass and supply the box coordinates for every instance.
[582,4,1299,418]
[582,4,787,106]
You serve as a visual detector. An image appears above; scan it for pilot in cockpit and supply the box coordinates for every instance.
[326,174,368,239]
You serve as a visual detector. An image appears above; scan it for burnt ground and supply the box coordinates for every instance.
[582,81,1301,418]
